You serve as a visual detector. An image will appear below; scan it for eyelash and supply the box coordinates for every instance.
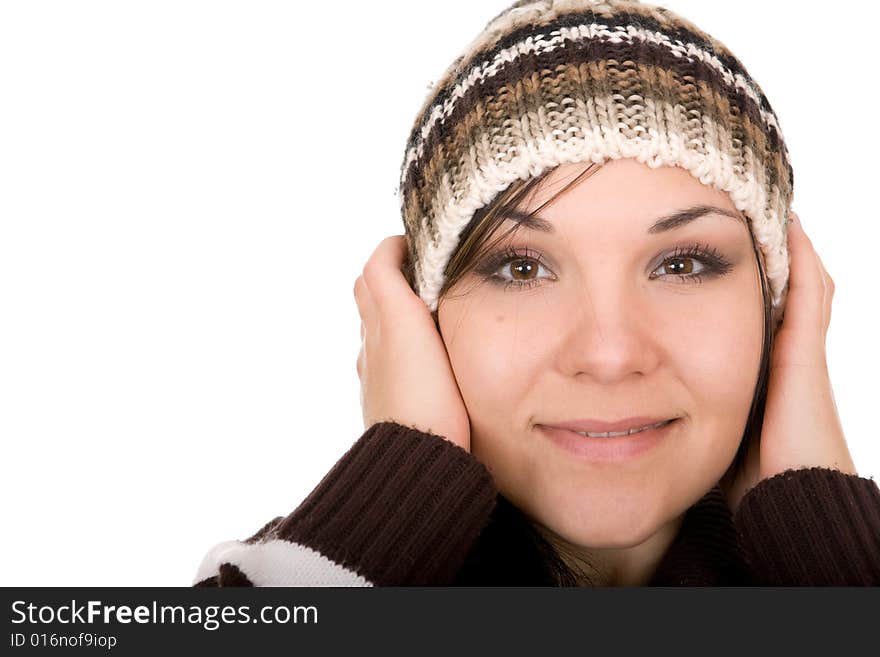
[474,243,734,291]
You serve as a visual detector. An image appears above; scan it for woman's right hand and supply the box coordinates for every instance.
[354,235,471,452]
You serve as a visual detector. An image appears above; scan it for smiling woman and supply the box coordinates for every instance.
[429,158,770,584]
[193,0,880,587]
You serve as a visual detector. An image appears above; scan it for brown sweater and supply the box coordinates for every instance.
[193,422,880,586]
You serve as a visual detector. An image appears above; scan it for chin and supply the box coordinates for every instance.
[524,487,664,550]
[558,507,660,549]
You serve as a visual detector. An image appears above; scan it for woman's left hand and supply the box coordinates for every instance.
[723,210,858,513]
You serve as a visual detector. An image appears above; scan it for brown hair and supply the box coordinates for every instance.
[403,161,775,585]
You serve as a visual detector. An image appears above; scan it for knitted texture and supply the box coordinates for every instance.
[194,421,880,587]
[398,0,794,327]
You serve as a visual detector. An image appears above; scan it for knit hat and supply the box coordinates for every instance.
[398,0,794,328]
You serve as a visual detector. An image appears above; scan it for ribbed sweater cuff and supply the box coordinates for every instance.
[734,467,880,585]
[273,421,499,586]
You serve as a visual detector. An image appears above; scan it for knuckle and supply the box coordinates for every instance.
[362,260,379,284]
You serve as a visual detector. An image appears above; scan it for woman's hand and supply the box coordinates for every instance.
[723,211,858,513]
[354,235,471,452]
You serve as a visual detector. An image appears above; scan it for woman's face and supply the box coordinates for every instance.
[437,158,763,550]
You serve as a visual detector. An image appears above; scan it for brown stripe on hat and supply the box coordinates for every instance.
[398,0,794,322]
[403,2,788,171]
[404,60,789,248]
[435,0,758,97]
[402,26,789,199]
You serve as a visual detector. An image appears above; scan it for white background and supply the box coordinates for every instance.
[1,1,877,586]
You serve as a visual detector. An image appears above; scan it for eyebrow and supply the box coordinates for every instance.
[500,204,744,234]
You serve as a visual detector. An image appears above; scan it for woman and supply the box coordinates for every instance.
[194,0,880,586]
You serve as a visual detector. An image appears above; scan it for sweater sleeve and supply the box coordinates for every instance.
[192,421,499,586]
[733,466,880,585]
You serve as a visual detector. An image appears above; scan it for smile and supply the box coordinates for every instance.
[537,418,680,462]
[575,419,675,438]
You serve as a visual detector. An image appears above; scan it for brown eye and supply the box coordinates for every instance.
[663,256,699,276]
[649,244,731,285]
[475,247,553,290]
[508,258,539,281]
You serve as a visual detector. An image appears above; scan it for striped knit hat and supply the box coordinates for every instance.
[398,0,794,326]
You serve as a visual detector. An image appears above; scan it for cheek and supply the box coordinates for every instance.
[442,308,543,422]
[441,306,553,491]
[671,283,764,415]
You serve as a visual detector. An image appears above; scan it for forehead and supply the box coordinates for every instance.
[506,159,746,236]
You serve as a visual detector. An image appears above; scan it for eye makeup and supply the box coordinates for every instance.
[473,242,735,291]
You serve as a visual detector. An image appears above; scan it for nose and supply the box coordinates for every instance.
[554,281,661,384]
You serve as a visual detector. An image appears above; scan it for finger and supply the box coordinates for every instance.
[361,235,417,309]
[810,236,834,298]
[797,211,835,334]
[785,210,826,331]
[354,274,373,323]
[811,245,834,335]
[798,211,832,289]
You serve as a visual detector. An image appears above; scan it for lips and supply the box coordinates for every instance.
[575,419,674,437]
[538,416,679,434]
[538,418,679,462]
